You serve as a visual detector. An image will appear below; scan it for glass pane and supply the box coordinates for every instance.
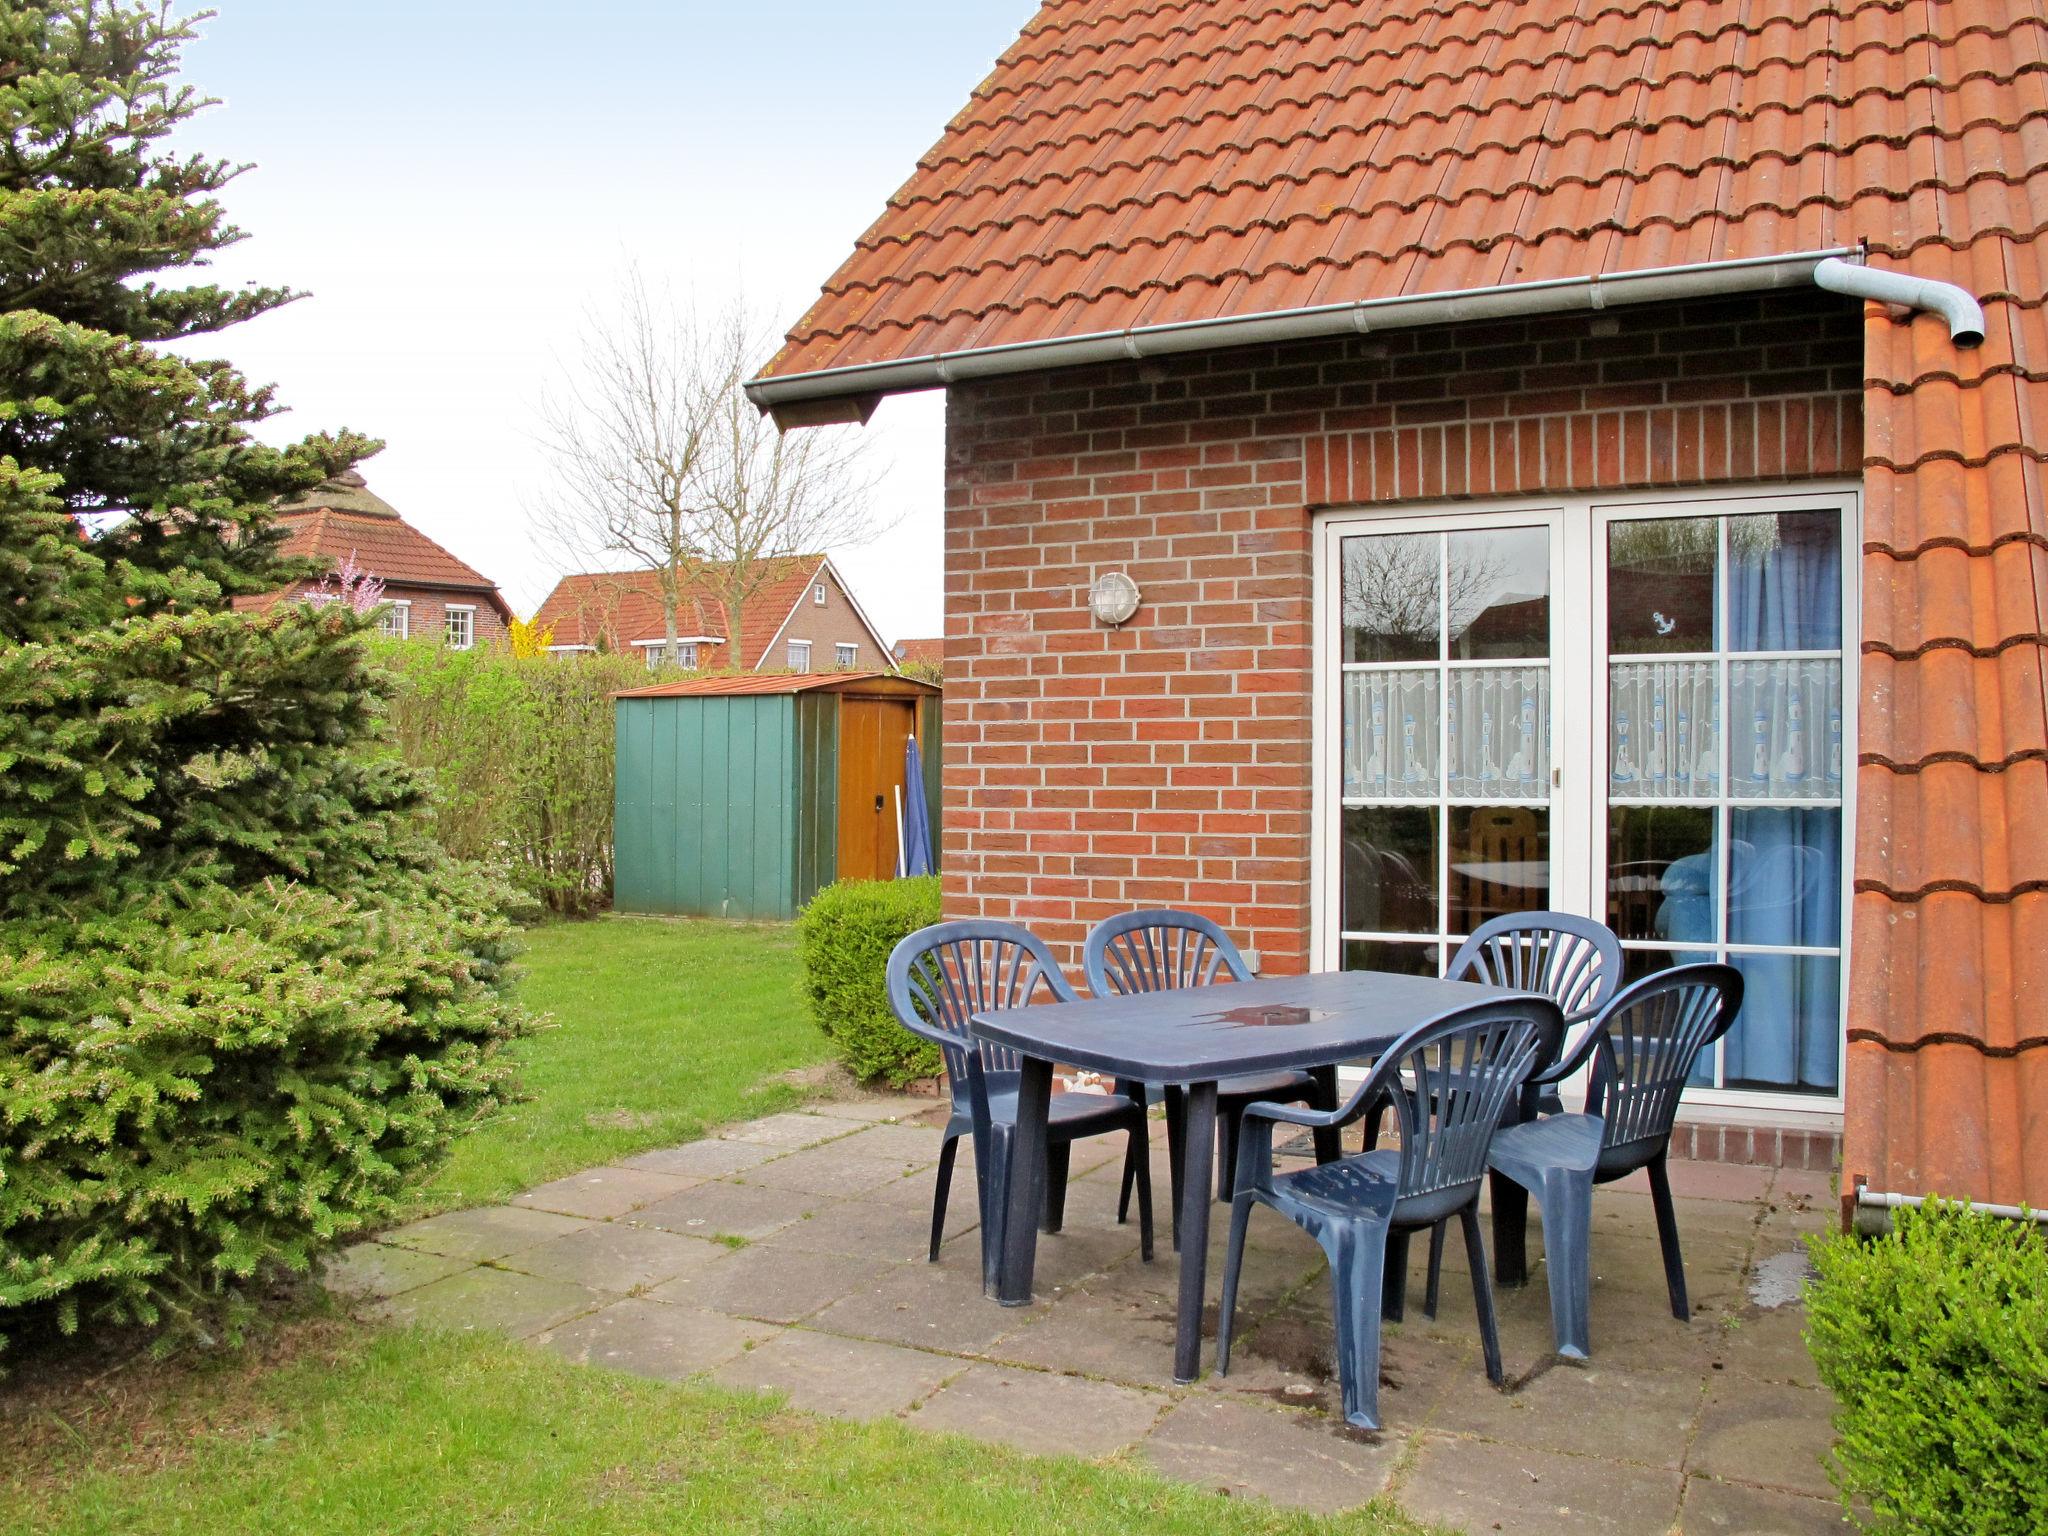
[1341,670,1440,797]
[1447,666,1548,798]
[1448,527,1548,659]
[1448,807,1550,935]
[1728,659,1843,799]
[1730,808,1842,948]
[1610,661,1718,798]
[1620,947,1721,1084]
[1341,806,1438,934]
[1725,511,1843,652]
[1608,517,1717,654]
[1725,952,1841,1093]
[1608,806,1717,943]
[1342,532,1440,662]
[1342,938,1441,977]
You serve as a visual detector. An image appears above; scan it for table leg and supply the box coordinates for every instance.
[1308,1064,1343,1165]
[992,1054,1053,1306]
[1173,1079,1218,1384]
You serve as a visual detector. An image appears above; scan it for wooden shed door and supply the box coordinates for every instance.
[837,697,917,882]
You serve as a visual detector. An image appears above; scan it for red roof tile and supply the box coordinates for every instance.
[768,0,2048,1210]
[533,556,866,669]
[240,481,510,619]
[892,636,946,668]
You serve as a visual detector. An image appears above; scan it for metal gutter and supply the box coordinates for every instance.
[750,248,1879,415]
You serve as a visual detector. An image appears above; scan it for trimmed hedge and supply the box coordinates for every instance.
[1805,1200,2048,1534]
[796,878,943,1086]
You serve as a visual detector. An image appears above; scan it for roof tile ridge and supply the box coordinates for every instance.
[1851,877,2048,904]
[1860,630,2048,660]
[1586,0,1681,274]
[795,209,2048,352]
[1860,746,2048,773]
[893,68,2048,229]
[381,515,499,591]
[1001,0,1369,63]
[1866,356,2048,393]
[1865,528,2048,560]
[1845,1028,2048,1056]
[951,0,1949,135]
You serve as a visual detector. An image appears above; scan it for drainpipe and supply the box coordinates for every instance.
[748,247,1991,422]
[1813,256,1986,346]
[1851,1185,2047,1236]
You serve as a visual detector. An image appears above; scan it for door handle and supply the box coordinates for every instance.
[874,794,885,812]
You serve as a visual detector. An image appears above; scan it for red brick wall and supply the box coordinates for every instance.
[942,291,1863,973]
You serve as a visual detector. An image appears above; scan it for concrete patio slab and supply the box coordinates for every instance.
[615,1137,781,1179]
[381,1205,592,1263]
[535,1297,775,1380]
[499,1221,730,1293]
[654,1244,897,1325]
[710,1327,964,1420]
[368,1265,604,1340]
[1679,1474,1850,1534]
[802,1094,931,1124]
[510,1165,701,1220]
[319,1241,470,1300]
[630,1179,817,1241]
[1399,1433,1686,1536]
[1690,1381,1840,1499]
[1141,1395,1403,1512]
[338,1093,1842,1527]
[911,1362,1167,1459]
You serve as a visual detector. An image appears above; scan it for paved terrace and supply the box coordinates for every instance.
[326,1098,1845,1534]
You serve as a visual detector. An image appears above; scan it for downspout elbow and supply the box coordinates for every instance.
[1814,256,1986,347]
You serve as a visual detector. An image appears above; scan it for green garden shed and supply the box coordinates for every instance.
[612,671,941,920]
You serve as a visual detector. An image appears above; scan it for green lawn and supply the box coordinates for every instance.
[2,1318,1419,1536]
[413,915,833,1213]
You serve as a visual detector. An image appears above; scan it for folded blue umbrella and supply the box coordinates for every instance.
[901,733,934,877]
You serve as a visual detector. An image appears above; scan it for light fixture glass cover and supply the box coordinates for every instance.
[1089,570,1141,625]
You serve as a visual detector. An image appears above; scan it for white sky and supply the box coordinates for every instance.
[177,2,1033,644]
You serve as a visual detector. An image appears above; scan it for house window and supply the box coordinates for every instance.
[677,642,697,669]
[835,643,858,668]
[377,601,410,640]
[1315,487,1855,1109]
[813,582,827,606]
[788,640,812,670]
[444,605,475,650]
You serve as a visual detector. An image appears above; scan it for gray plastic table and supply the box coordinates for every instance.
[971,967,1533,1384]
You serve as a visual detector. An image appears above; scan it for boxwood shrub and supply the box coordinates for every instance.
[796,877,943,1086]
[1804,1199,2048,1534]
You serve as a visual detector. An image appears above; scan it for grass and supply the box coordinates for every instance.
[0,1317,1425,1536]
[412,915,835,1213]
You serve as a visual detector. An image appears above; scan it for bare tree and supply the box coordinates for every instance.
[533,275,883,668]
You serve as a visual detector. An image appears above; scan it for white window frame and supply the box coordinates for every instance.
[377,600,411,640]
[788,640,812,670]
[444,604,475,650]
[835,642,858,668]
[813,582,828,606]
[1311,482,1859,1116]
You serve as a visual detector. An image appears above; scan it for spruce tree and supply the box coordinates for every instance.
[0,3,526,1349]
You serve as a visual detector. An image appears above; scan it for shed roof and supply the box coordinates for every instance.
[613,671,940,700]
[765,0,2048,1211]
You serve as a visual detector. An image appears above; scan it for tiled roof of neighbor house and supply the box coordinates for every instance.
[532,555,840,668]
[614,671,940,699]
[893,637,945,668]
[768,0,2048,1209]
[240,472,511,619]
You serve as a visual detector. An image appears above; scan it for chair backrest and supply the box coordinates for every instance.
[1584,964,1744,1167]
[1447,911,1623,1025]
[885,920,1079,1101]
[1082,908,1251,997]
[1357,998,1565,1223]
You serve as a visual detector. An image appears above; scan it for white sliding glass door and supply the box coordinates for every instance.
[1315,487,1856,1110]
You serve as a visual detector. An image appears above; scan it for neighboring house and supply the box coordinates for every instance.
[892,637,943,672]
[237,470,510,648]
[749,1,2048,1218]
[530,554,892,673]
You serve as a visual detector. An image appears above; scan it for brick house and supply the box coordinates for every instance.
[238,470,511,648]
[748,0,2047,1218]
[531,554,894,673]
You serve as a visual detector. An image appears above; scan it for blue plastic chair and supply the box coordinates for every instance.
[1215,996,1565,1432]
[1485,963,1745,1359]
[1085,911,1335,1248]
[1416,912,1625,1316]
[885,920,1153,1283]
